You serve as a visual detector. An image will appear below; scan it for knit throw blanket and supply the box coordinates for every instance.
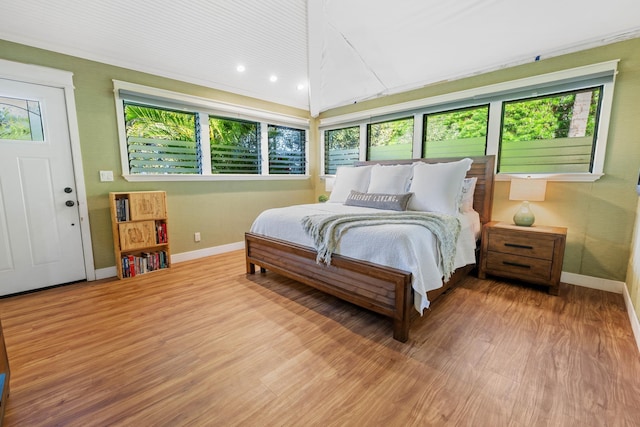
[301,212,461,282]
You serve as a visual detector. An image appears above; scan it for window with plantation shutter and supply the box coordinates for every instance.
[114,81,309,181]
[423,105,488,158]
[498,87,602,174]
[268,125,306,175]
[209,117,260,174]
[319,61,617,182]
[367,117,414,161]
[324,126,360,174]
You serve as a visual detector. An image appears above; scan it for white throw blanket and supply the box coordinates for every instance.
[250,203,479,313]
[301,212,461,282]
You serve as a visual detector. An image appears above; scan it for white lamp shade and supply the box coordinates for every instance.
[509,178,547,202]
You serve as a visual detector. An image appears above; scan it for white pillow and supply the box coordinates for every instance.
[408,158,473,215]
[458,177,477,212]
[367,164,413,194]
[328,166,373,203]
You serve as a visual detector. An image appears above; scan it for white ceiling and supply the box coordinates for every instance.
[1,0,639,116]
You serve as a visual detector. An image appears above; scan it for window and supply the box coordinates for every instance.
[367,117,414,161]
[499,87,601,174]
[319,61,617,181]
[114,81,309,181]
[423,105,488,158]
[0,96,43,141]
[268,125,306,175]
[209,117,260,174]
[324,126,360,174]
[125,103,199,174]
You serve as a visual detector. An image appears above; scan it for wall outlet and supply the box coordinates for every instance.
[194,232,201,242]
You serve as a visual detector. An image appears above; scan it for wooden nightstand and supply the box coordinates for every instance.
[478,221,567,295]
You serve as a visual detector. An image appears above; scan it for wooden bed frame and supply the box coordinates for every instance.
[245,155,495,342]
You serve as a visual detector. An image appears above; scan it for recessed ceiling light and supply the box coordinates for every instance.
[269,75,278,83]
[236,64,245,72]
[297,83,305,90]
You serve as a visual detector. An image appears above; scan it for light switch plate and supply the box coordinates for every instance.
[99,170,114,182]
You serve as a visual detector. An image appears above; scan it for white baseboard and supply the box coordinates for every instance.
[621,285,640,354]
[560,271,625,293]
[170,241,244,263]
[95,266,117,280]
[94,241,245,280]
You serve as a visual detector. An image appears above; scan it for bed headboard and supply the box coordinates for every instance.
[354,155,495,225]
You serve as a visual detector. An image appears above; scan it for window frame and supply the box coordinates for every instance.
[319,60,618,182]
[114,80,310,182]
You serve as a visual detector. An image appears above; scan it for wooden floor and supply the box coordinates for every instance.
[0,250,639,426]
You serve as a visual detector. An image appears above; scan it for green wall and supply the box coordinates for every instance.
[318,37,640,284]
[2,37,640,287]
[0,39,316,270]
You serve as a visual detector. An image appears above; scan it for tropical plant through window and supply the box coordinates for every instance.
[268,125,306,174]
[324,126,359,174]
[424,105,488,158]
[124,103,199,174]
[500,87,601,173]
[367,117,414,160]
[209,117,260,174]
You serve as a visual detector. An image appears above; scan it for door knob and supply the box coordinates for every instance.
[64,187,73,193]
[65,200,75,207]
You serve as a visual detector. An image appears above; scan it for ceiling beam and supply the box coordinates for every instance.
[307,0,324,117]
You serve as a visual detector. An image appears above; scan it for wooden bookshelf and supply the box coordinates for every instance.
[109,191,171,279]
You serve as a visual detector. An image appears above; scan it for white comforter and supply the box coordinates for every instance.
[250,203,480,313]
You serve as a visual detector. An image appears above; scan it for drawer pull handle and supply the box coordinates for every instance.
[504,243,533,250]
[503,261,531,269]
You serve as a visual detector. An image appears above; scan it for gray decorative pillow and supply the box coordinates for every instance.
[344,191,413,211]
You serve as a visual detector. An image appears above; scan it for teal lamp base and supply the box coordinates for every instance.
[513,201,535,226]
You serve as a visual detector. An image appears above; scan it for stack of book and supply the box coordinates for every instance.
[121,251,168,277]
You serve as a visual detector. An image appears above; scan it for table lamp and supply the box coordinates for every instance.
[509,178,547,226]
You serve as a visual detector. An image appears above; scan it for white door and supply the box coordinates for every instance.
[0,78,86,295]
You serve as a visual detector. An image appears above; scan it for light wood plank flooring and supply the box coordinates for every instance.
[0,250,638,426]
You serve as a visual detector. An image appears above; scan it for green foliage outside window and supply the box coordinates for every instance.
[325,126,359,174]
[424,106,488,157]
[0,97,43,141]
[209,117,260,174]
[368,117,414,160]
[502,88,600,142]
[124,103,198,174]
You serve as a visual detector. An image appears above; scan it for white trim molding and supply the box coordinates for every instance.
[622,285,640,354]
[0,58,96,281]
[170,241,245,263]
[561,271,625,293]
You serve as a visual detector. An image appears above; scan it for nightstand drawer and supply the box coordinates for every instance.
[487,231,555,260]
[485,252,553,282]
[479,222,567,294]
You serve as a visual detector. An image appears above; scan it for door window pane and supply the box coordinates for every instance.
[0,97,44,141]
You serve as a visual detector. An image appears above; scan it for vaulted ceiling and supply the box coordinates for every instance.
[1,0,639,116]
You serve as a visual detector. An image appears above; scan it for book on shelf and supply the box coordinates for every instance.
[121,250,168,277]
[115,198,131,222]
[156,222,168,244]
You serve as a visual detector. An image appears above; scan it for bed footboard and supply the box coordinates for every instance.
[245,232,414,342]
